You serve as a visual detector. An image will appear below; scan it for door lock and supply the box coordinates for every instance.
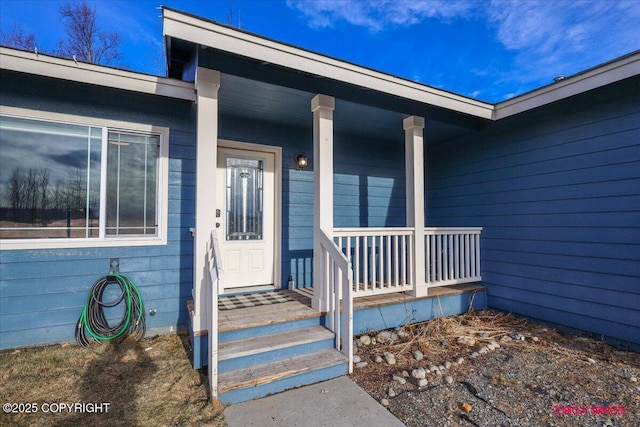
[216,209,221,218]
[216,222,221,228]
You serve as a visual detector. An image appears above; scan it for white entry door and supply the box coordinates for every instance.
[216,146,275,291]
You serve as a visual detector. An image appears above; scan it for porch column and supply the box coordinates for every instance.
[194,67,220,396]
[311,94,335,312]
[404,116,428,297]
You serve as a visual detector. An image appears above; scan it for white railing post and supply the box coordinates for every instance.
[312,94,335,312]
[404,116,427,297]
[320,230,353,373]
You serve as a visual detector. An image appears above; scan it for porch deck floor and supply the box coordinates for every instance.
[218,283,484,332]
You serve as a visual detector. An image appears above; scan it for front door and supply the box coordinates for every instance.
[216,146,275,291]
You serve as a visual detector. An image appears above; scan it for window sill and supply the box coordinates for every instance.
[0,236,168,250]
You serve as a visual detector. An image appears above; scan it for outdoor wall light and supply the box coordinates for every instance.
[296,153,308,170]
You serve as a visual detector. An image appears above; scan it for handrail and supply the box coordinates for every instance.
[319,228,353,373]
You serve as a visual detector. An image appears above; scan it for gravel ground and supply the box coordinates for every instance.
[349,310,639,427]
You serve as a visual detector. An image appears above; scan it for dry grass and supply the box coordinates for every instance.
[0,333,225,427]
[351,309,640,427]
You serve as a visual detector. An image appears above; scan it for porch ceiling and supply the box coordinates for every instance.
[218,72,479,144]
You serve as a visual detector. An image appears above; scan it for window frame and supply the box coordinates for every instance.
[0,106,169,250]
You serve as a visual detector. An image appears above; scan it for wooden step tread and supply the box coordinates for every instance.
[219,300,321,332]
[218,349,348,394]
[219,326,334,361]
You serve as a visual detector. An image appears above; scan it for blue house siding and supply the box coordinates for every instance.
[0,72,196,349]
[427,84,640,349]
[218,114,407,289]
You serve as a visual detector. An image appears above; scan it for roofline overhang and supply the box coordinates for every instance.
[493,50,640,120]
[162,7,494,120]
[0,47,196,102]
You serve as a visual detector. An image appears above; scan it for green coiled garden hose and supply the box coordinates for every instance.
[75,273,146,348]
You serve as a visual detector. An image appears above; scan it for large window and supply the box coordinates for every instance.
[0,109,168,248]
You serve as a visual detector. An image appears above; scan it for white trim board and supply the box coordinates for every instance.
[0,47,195,102]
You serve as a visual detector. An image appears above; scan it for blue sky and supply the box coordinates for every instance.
[1,0,639,102]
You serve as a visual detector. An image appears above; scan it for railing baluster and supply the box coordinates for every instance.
[393,235,399,288]
[363,236,369,292]
[354,236,360,294]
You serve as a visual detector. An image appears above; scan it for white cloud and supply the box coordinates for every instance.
[286,0,477,31]
[487,0,640,80]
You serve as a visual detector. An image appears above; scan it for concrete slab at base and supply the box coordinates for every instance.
[224,376,405,427]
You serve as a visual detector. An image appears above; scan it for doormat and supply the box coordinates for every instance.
[218,291,303,310]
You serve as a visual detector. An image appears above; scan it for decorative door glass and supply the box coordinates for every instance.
[225,157,264,241]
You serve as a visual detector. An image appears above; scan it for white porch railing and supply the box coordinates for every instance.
[333,227,482,297]
[319,229,354,373]
[425,227,482,285]
[334,228,415,297]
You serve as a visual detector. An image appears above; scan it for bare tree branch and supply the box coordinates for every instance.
[56,0,123,66]
[0,23,37,50]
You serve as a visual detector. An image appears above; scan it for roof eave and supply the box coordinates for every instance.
[0,47,196,102]
[162,7,494,120]
[494,50,640,120]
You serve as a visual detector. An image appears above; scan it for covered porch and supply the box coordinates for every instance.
[163,7,488,402]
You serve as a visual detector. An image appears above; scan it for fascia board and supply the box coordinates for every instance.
[163,9,493,120]
[494,51,640,120]
[0,47,196,102]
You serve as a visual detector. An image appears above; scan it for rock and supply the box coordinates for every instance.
[444,361,452,369]
[359,335,371,346]
[457,336,476,346]
[354,338,362,347]
[490,341,500,349]
[374,355,383,363]
[532,336,540,342]
[356,362,368,368]
[393,375,406,385]
[353,345,359,355]
[377,330,393,343]
[435,370,442,375]
[383,351,396,365]
[353,355,362,363]
[631,377,638,383]
[388,387,396,397]
[428,364,439,372]
[445,376,454,384]
[412,367,426,379]
[478,346,488,354]
[509,333,525,341]
[371,338,377,345]
[402,370,410,378]
[587,358,596,364]
[418,378,429,387]
[470,352,480,358]
[438,365,445,371]
[461,402,472,413]
[413,350,424,361]
[478,332,489,338]
[500,335,512,343]
[380,398,389,407]
[390,332,399,341]
[397,328,409,339]
[457,357,465,365]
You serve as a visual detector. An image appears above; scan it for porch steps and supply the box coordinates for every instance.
[218,348,348,404]
[219,326,335,372]
[217,302,348,404]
